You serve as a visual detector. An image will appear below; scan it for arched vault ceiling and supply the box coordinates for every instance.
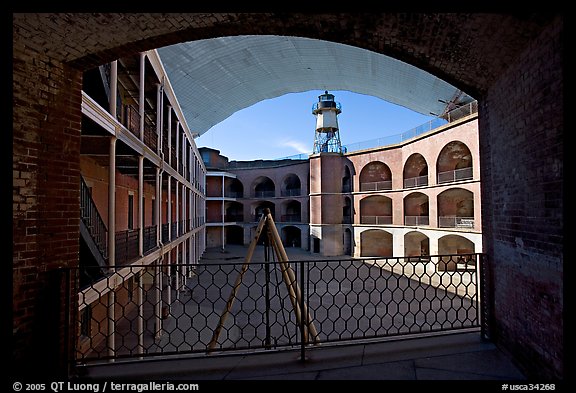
[157,35,474,136]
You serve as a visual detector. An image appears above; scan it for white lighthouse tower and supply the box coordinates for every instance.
[312,91,342,154]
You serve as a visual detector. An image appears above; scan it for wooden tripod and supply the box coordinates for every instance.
[207,208,319,352]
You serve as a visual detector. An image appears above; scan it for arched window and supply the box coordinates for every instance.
[359,161,392,191]
[403,153,428,188]
[437,141,473,183]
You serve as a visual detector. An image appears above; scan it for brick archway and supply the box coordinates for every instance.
[13,13,563,379]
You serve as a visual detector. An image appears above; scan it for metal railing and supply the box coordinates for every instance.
[143,226,157,254]
[437,167,473,184]
[280,214,302,223]
[71,253,486,364]
[404,175,428,189]
[360,215,393,225]
[123,105,141,137]
[439,216,475,229]
[143,121,157,153]
[115,229,139,265]
[404,216,430,226]
[360,180,392,192]
[254,190,275,198]
[281,189,302,197]
[80,177,108,259]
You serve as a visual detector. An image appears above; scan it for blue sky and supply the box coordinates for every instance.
[196,90,437,161]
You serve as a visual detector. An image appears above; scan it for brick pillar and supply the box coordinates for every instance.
[13,48,82,376]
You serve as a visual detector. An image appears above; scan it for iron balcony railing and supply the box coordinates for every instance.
[404,175,428,189]
[360,180,392,192]
[281,189,302,197]
[80,177,108,259]
[71,253,487,365]
[115,229,139,266]
[360,215,393,225]
[404,215,430,226]
[439,216,475,229]
[123,105,140,137]
[280,214,302,223]
[254,190,275,198]
[437,167,473,184]
[143,121,158,153]
[143,226,157,254]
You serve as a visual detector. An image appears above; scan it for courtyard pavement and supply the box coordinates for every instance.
[78,246,527,381]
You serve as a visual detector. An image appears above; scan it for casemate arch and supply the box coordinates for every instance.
[13,13,563,379]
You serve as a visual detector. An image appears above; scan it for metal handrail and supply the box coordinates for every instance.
[72,252,485,364]
[360,180,392,192]
[80,176,108,259]
[404,216,430,226]
[404,175,428,188]
[439,216,475,228]
[437,167,473,184]
[360,215,393,225]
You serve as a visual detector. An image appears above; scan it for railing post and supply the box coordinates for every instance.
[299,259,306,362]
[479,253,493,341]
[264,240,271,350]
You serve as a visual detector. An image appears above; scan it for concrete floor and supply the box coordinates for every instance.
[79,331,526,380]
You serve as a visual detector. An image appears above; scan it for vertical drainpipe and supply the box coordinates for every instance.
[155,167,163,339]
[167,106,172,167]
[109,60,118,119]
[221,175,225,252]
[139,53,145,142]
[138,56,145,323]
[167,176,172,243]
[107,136,117,360]
[155,83,165,332]
[138,156,144,257]
[175,127,180,239]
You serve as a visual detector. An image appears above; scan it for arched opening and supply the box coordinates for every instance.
[252,176,275,198]
[342,165,352,193]
[437,141,473,183]
[281,200,301,222]
[438,235,476,271]
[438,188,475,228]
[404,231,430,261]
[281,226,301,248]
[360,229,393,257]
[281,174,301,197]
[224,201,244,222]
[403,153,428,188]
[343,228,353,256]
[13,13,564,380]
[359,161,392,191]
[225,225,244,245]
[404,192,429,226]
[225,178,244,198]
[253,201,275,222]
[360,195,392,225]
[343,196,352,224]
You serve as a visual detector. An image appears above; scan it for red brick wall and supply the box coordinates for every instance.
[13,48,82,375]
[478,16,563,379]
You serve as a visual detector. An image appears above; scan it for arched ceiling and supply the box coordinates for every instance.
[157,35,474,136]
